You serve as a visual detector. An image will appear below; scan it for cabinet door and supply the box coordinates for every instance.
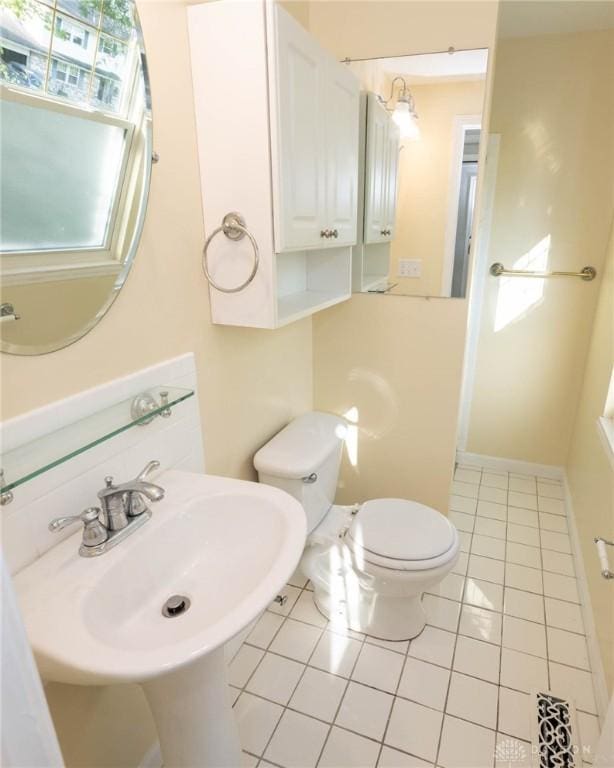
[324,61,359,246]
[384,120,400,238]
[270,5,326,251]
[364,93,389,244]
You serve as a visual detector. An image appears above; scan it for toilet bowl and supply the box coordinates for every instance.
[254,412,459,640]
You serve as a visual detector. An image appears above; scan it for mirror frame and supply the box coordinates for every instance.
[0,4,153,356]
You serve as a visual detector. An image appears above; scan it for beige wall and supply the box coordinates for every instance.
[567,223,614,696]
[466,29,614,465]
[391,80,486,296]
[309,0,498,510]
[2,2,312,766]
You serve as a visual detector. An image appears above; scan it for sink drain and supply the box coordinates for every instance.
[162,594,191,618]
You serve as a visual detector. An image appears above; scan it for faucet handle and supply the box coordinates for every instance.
[49,507,109,548]
[136,460,160,481]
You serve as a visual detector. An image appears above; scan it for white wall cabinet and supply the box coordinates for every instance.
[188,1,359,328]
[364,93,400,245]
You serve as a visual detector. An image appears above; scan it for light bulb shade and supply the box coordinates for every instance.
[392,101,420,140]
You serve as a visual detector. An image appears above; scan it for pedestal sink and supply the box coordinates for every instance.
[13,470,307,767]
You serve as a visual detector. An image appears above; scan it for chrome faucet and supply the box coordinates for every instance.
[48,461,165,557]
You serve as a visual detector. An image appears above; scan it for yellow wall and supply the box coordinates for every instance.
[390,80,486,296]
[567,222,614,696]
[309,0,498,511]
[466,29,614,465]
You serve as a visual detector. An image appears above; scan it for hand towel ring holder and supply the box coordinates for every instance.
[202,212,259,293]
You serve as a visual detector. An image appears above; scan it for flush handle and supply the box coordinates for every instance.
[302,473,318,484]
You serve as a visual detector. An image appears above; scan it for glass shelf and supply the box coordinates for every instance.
[1,386,194,495]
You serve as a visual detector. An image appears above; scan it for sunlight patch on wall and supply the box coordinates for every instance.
[494,235,550,332]
[342,406,359,467]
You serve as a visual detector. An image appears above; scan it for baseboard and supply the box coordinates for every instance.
[562,473,610,723]
[456,451,564,480]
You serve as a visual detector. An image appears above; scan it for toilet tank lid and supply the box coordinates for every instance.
[254,411,347,479]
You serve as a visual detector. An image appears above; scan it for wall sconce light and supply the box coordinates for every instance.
[387,77,420,140]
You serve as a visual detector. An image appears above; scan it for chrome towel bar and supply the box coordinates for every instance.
[489,263,596,281]
[202,212,259,293]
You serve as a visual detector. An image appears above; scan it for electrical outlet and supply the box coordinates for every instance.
[398,259,422,278]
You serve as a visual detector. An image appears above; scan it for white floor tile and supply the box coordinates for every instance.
[246,652,304,705]
[507,523,540,547]
[385,698,443,763]
[500,648,548,693]
[547,626,590,670]
[289,666,346,722]
[452,551,469,576]
[229,645,265,688]
[503,588,544,624]
[549,662,597,714]
[505,541,541,569]
[455,468,481,485]
[408,625,456,668]
[494,733,532,767]
[505,563,543,594]
[367,636,410,654]
[468,554,505,584]
[269,584,302,616]
[459,604,502,644]
[476,500,507,522]
[426,572,466,602]
[352,642,405,693]
[538,496,566,515]
[502,615,547,658]
[540,530,572,554]
[453,635,500,683]
[310,630,362,678]
[508,491,537,511]
[397,656,451,710]
[451,480,479,499]
[544,597,584,634]
[234,692,283,756]
[320,727,380,768]
[478,485,508,504]
[474,517,507,540]
[247,612,284,649]
[264,709,329,768]
[438,715,496,768]
[537,481,564,500]
[541,549,575,577]
[539,512,568,532]
[450,494,478,515]
[507,507,538,528]
[498,687,531,741]
[472,534,506,560]
[290,590,328,627]
[458,530,472,552]
[269,617,322,663]
[543,571,579,603]
[287,567,309,589]
[446,671,498,728]
[378,745,433,768]
[509,477,536,494]
[577,711,601,764]
[464,577,504,612]
[482,472,508,489]
[336,681,394,741]
[449,511,475,533]
[423,594,461,632]
[241,750,258,767]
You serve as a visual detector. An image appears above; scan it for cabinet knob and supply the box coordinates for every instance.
[332,229,338,239]
[381,229,391,236]
[320,229,331,238]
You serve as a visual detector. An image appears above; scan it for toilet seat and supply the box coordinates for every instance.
[346,498,459,571]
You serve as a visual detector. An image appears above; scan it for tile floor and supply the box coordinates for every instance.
[228,463,602,768]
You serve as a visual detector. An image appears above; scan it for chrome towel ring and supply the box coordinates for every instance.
[202,212,259,293]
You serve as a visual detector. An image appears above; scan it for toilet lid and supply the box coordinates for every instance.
[347,498,456,562]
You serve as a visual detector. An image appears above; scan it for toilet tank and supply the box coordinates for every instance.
[254,412,346,533]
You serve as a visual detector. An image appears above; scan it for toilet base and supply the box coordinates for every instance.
[313,587,427,641]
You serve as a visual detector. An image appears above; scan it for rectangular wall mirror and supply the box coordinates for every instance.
[348,48,489,299]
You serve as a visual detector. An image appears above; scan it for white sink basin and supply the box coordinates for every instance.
[14,469,307,766]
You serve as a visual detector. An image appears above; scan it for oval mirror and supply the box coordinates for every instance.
[0,0,152,354]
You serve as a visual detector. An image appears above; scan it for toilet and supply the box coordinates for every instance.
[254,411,459,640]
